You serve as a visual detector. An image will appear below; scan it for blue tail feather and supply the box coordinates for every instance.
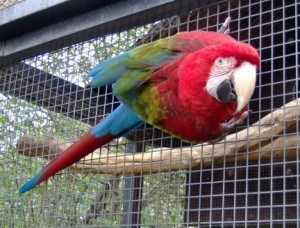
[19,105,143,194]
[19,173,42,194]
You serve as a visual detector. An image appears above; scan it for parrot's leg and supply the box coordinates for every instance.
[222,111,249,132]
[209,111,249,143]
[218,17,231,34]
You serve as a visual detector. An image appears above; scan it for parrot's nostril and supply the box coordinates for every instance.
[230,80,237,96]
[229,80,236,96]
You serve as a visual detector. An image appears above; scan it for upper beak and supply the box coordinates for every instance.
[231,61,257,114]
[215,61,257,114]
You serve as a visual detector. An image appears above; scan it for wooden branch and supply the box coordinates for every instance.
[17,98,300,174]
[17,136,108,173]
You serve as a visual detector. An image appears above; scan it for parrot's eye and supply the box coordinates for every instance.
[215,57,225,67]
[210,56,237,78]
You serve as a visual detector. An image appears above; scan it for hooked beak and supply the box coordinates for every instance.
[215,61,257,114]
[232,62,256,114]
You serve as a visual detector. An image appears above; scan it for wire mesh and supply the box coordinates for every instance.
[0,0,24,9]
[0,0,299,227]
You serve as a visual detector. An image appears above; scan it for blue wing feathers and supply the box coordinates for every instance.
[87,40,175,91]
[88,55,128,88]
[87,35,199,91]
[91,104,143,138]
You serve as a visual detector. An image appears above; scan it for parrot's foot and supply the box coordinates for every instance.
[209,111,250,144]
[222,110,249,132]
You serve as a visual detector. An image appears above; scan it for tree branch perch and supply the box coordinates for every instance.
[17,98,300,174]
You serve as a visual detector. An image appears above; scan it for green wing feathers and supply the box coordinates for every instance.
[88,35,203,95]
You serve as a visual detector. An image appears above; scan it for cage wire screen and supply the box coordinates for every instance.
[0,0,300,227]
[0,0,23,9]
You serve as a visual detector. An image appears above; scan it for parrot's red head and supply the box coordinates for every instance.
[178,32,260,122]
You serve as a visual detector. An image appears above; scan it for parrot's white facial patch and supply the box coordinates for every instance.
[206,57,237,100]
[206,57,257,115]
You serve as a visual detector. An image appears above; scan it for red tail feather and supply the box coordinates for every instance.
[38,129,114,184]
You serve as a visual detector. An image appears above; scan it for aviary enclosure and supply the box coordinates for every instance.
[0,0,299,227]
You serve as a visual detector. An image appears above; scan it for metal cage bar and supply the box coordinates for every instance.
[0,0,299,227]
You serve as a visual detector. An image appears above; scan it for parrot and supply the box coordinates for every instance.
[19,28,260,194]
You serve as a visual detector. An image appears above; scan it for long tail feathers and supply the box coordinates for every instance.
[19,130,115,194]
[19,104,143,194]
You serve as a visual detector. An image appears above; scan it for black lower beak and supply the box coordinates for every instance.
[216,79,237,103]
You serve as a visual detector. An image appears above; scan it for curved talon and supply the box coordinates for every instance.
[209,110,250,144]
[224,111,250,130]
